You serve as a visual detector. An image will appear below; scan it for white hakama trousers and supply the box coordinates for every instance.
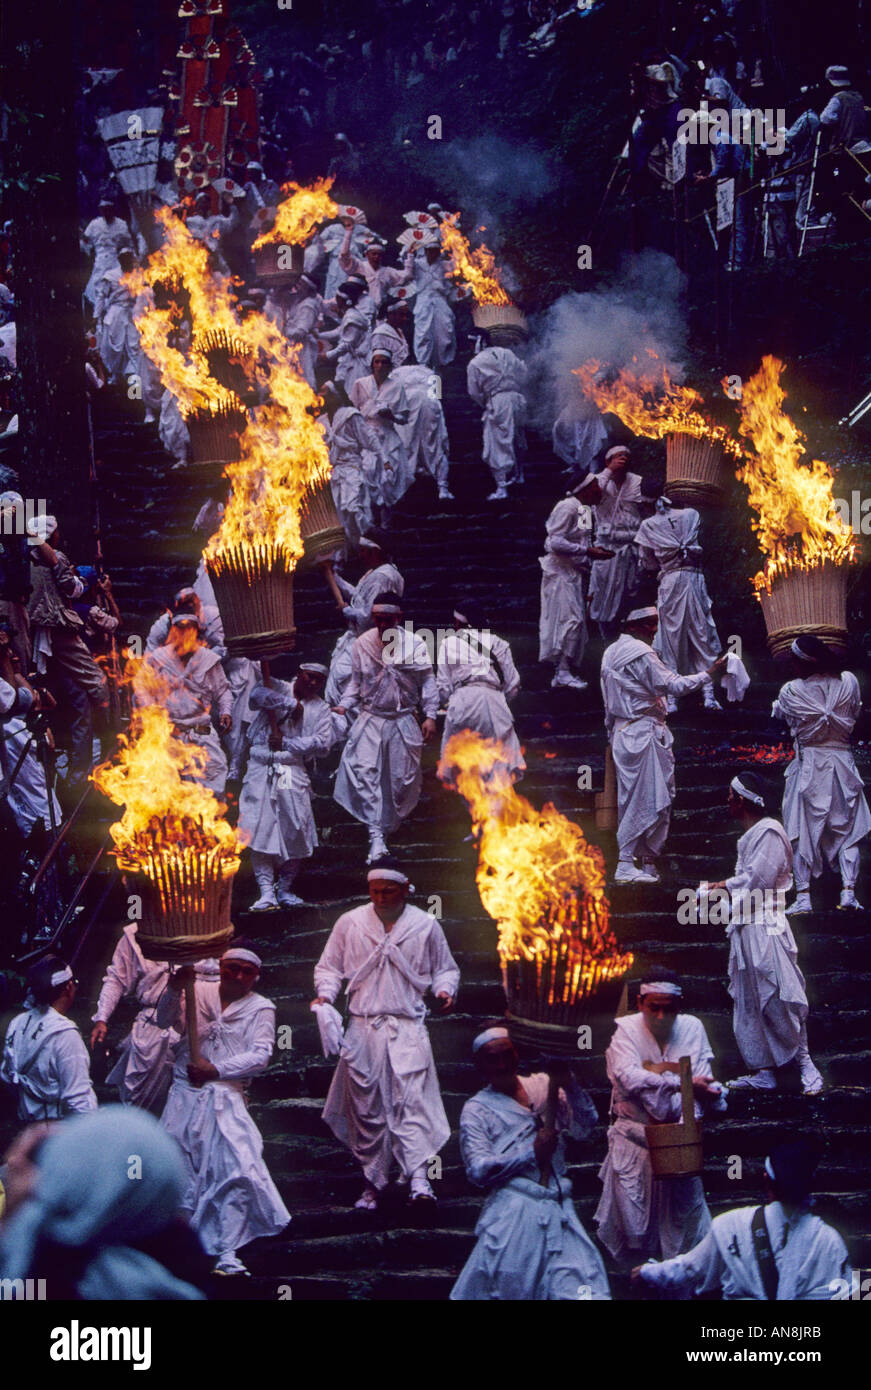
[239,754,317,861]
[452,1174,611,1300]
[482,390,526,487]
[413,294,455,369]
[440,684,524,780]
[322,1014,449,1186]
[588,546,638,625]
[162,1078,290,1256]
[334,710,423,834]
[782,746,871,889]
[330,463,373,549]
[654,569,719,673]
[538,563,587,667]
[595,1119,711,1265]
[727,918,808,1070]
[611,716,674,861]
[106,1013,177,1113]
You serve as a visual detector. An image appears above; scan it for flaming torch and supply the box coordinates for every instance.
[92,696,244,964]
[440,731,633,1054]
[251,177,338,286]
[573,354,742,506]
[440,213,528,340]
[735,356,856,655]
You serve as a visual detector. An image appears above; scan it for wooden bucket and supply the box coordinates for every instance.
[645,1055,703,1178]
[253,240,304,287]
[757,562,849,657]
[135,847,236,963]
[594,744,618,831]
[665,432,728,507]
[183,399,248,478]
[207,544,296,660]
[299,475,346,566]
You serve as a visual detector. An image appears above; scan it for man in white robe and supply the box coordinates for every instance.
[239,663,334,910]
[313,862,459,1208]
[350,350,412,511]
[280,274,323,389]
[82,198,132,310]
[467,332,528,501]
[338,221,413,310]
[321,381,381,547]
[409,240,458,368]
[371,307,454,500]
[0,670,60,837]
[157,946,291,1276]
[539,477,613,691]
[333,594,438,862]
[436,604,524,780]
[588,446,644,638]
[325,534,405,632]
[94,248,140,386]
[634,485,722,712]
[136,613,232,794]
[699,770,823,1094]
[772,635,871,913]
[1,957,97,1120]
[552,398,608,480]
[634,1137,852,1299]
[601,607,722,883]
[320,278,372,393]
[451,1029,610,1301]
[595,970,726,1268]
[146,587,225,655]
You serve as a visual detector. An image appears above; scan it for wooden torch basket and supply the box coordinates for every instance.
[299,475,346,566]
[253,240,304,287]
[758,562,849,657]
[183,398,248,481]
[645,1055,703,1178]
[594,745,618,832]
[135,847,236,964]
[195,329,256,400]
[504,955,626,1057]
[207,544,297,660]
[665,432,728,507]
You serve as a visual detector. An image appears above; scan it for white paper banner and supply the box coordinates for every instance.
[716,177,735,230]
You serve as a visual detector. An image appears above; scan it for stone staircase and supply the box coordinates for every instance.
[47,358,871,1298]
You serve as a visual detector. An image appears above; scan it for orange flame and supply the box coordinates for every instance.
[573,353,741,454]
[91,657,245,877]
[128,199,332,573]
[252,178,338,249]
[736,356,855,591]
[440,214,512,306]
[439,731,632,996]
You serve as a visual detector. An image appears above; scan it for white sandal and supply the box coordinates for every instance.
[353,1185,380,1211]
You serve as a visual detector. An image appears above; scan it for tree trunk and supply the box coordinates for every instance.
[1,0,93,553]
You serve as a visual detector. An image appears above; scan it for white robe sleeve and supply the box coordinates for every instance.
[491,633,520,699]
[608,1027,683,1122]
[459,1100,537,1189]
[724,826,788,897]
[638,1228,724,1293]
[93,934,139,1023]
[645,649,709,698]
[214,1006,275,1079]
[314,917,348,1003]
[54,1030,98,1113]
[426,919,460,998]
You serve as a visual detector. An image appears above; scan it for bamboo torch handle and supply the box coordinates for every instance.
[322,563,346,611]
[539,1072,561,1187]
[679,1054,697,1132]
[185,977,206,1072]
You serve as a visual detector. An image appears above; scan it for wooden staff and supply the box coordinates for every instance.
[184,973,208,1074]
[539,1072,562,1187]
[318,556,346,613]
[261,659,283,750]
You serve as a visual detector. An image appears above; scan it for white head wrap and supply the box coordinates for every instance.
[730,775,764,807]
[50,965,73,988]
[358,535,382,549]
[626,606,658,623]
[639,981,682,998]
[367,868,410,886]
[371,602,401,615]
[222,947,262,969]
[790,638,818,663]
[472,1026,511,1053]
[299,662,328,677]
[605,445,631,461]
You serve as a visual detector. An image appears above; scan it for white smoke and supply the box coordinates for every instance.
[527,250,689,432]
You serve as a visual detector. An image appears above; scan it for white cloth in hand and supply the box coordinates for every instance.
[723,653,750,703]
[311,1001,344,1057]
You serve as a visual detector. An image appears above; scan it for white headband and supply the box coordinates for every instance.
[730,775,764,807]
[453,610,469,624]
[790,639,818,663]
[764,1156,776,1180]
[626,607,658,623]
[358,536,382,549]
[371,603,401,615]
[472,1026,511,1052]
[605,446,630,461]
[639,981,682,998]
[367,868,410,885]
[222,947,262,968]
[50,966,73,987]
[299,663,328,676]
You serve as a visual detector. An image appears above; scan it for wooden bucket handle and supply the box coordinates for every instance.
[679,1054,698,1134]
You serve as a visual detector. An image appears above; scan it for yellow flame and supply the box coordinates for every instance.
[440,213,512,306]
[128,199,332,573]
[439,731,632,994]
[252,178,338,249]
[736,356,856,591]
[91,656,244,876]
[573,354,741,454]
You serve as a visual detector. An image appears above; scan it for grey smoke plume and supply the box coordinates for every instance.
[527,251,689,433]
[422,135,556,228]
